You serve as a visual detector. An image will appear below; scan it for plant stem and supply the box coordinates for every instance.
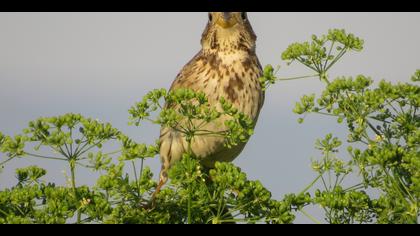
[104,149,121,156]
[276,74,319,82]
[299,174,322,195]
[0,207,9,216]
[139,158,144,183]
[64,142,71,157]
[73,140,90,157]
[58,146,69,159]
[296,57,318,72]
[300,209,322,224]
[0,157,14,166]
[185,138,193,224]
[69,127,73,155]
[75,142,102,157]
[188,184,192,224]
[320,175,328,191]
[325,48,347,72]
[69,159,81,224]
[343,185,364,192]
[132,161,141,198]
[73,136,87,157]
[25,152,67,161]
[367,121,382,136]
[323,41,335,70]
[313,111,341,118]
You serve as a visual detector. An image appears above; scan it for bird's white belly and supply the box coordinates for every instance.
[160,117,246,168]
[160,67,263,168]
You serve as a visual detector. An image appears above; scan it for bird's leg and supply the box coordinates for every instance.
[147,168,169,209]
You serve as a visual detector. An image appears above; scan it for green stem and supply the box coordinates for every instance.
[383,167,408,201]
[333,174,340,189]
[13,205,25,216]
[368,116,391,124]
[394,170,415,203]
[320,74,331,85]
[386,100,401,115]
[69,159,81,224]
[73,137,87,157]
[276,74,319,82]
[0,157,14,166]
[311,58,322,74]
[58,146,69,159]
[38,131,68,158]
[221,200,257,219]
[325,48,347,72]
[69,127,73,156]
[313,111,341,118]
[188,184,192,224]
[300,209,322,224]
[297,57,318,72]
[132,161,141,198]
[75,141,103,158]
[73,140,90,157]
[186,138,193,224]
[299,174,322,195]
[25,152,67,161]
[320,175,328,191]
[139,158,144,183]
[75,162,94,168]
[367,121,382,136]
[64,142,71,157]
[323,41,336,71]
[0,207,8,216]
[343,183,365,192]
[337,172,349,186]
[104,149,121,156]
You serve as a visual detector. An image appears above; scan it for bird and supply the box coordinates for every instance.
[155,12,264,195]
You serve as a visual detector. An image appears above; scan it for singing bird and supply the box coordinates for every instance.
[157,12,264,193]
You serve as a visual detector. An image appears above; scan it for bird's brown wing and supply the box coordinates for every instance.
[168,50,204,94]
[158,50,205,169]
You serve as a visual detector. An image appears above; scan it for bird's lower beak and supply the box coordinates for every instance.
[216,12,238,29]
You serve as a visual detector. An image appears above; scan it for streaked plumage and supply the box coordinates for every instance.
[156,12,264,192]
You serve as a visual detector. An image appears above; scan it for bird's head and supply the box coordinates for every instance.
[201,12,257,53]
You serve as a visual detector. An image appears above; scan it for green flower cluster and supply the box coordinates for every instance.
[314,187,374,224]
[0,113,159,223]
[129,88,255,148]
[0,166,80,223]
[412,70,420,82]
[151,154,297,224]
[259,65,277,91]
[281,30,419,224]
[1,28,418,224]
[0,90,287,224]
[259,29,364,91]
[282,29,364,83]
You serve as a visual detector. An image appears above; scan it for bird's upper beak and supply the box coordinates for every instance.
[216,12,238,29]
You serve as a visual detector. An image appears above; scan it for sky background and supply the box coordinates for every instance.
[0,12,419,223]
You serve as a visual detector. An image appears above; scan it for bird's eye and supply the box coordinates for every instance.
[241,12,247,21]
[208,13,213,22]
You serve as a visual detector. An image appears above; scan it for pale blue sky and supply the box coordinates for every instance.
[1,12,419,223]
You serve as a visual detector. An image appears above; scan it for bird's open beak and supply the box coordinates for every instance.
[216,12,238,29]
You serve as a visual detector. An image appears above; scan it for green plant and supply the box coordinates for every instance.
[260,29,419,224]
[1,29,418,224]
